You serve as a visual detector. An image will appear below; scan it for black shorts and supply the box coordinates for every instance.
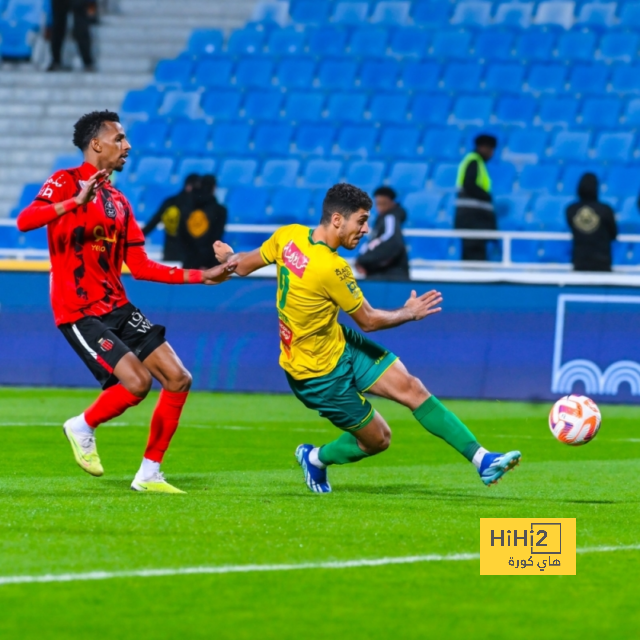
[59,302,166,389]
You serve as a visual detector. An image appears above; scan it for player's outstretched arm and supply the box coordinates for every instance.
[350,289,443,333]
[214,241,267,277]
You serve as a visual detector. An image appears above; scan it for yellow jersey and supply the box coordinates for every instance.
[260,224,364,380]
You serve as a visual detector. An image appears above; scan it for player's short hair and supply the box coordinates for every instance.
[73,110,121,150]
[474,134,498,149]
[373,186,397,201]
[321,183,372,224]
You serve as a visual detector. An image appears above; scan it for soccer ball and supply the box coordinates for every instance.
[548,395,601,446]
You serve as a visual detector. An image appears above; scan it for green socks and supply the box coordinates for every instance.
[413,396,480,462]
[318,432,370,466]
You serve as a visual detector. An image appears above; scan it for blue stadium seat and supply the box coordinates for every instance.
[403,192,443,227]
[283,92,325,121]
[16,227,48,250]
[620,2,640,28]
[495,95,536,125]
[538,97,578,127]
[135,157,174,186]
[600,33,639,63]
[369,94,409,124]
[474,30,514,61]
[271,187,313,221]
[431,163,458,190]
[301,160,343,188]
[345,161,386,191]
[154,59,193,87]
[211,123,252,155]
[201,89,242,120]
[378,126,420,158]
[359,59,400,90]
[550,131,591,160]
[494,194,531,229]
[624,98,640,126]
[411,1,452,27]
[276,57,315,88]
[294,124,336,156]
[13,183,42,212]
[121,88,162,119]
[410,94,451,125]
[526,64,566,93]
[515,30,555,60]
[422,129,462,160]
[503,130,548,162]
[494,2,533,28]
[519,165,560,193]
[612,240,640,265]
[326,93,368,123]
[290,0,331,24]
[534,2,575,29]
[318,59,358,90]
[3,0,42,27]
[226,187,270,223]
[389,162,429,190]
[576,2,616,28]
[267,28,306,55]
[388,26,429,57]
[227,28,265,55]
[430,30,472,59]
[530,196,572,231]
[218,159,258,188]
[442,62,483,92]
[451,2,492,27]
[490,163,517,195]
[560,163,606,194]
[606,166,640,197]
[168,119,211,154]
[0,224,19,247]
[580,97,622,128]
[595,132,635,162]
[159,91,202,119]
[243,90,282,121]
[193,57,234,88]
[401,60,441,90]
[371,1,411,25]
[128,120,169,153]
[611,65,640,94]
[349,26,389,57]
[261,159,300,187]
[235,57,274,89]
[568,64,609,95]
[0,19,34,59]
[307,26,348,56]
[616,197,640,233]
[253,122,292,156]
[484,63,525,93]
[334,125,378,157]
[556,30,596,61]
[175,157,216,185]
[185,29,224,57]
[453,96,492,125]
[252,1,289,26]
[332,1,369,24]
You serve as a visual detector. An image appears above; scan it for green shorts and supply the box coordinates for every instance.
[286,325,398,432]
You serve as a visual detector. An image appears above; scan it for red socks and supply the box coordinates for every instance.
[85,384,144,428]
[144,390,189,463]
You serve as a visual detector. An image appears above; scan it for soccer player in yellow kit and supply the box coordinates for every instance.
[215,184,520,493]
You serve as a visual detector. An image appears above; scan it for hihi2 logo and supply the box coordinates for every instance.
[480,518,576,575]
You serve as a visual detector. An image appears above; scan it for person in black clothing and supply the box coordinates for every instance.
[454,134,498,261]
[142,173,199,263]
[355,186,410,280]
[178,174,228,269]
[566,173,617,272]
[48,0,95,71]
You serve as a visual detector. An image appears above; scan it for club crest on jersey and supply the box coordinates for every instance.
[104,199,117,219]
[98,338,114,352]
[282,240,309,278]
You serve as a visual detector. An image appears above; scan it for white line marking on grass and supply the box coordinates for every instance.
[0,544,637,587]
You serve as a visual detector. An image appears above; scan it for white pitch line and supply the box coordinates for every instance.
[0,544,638,587]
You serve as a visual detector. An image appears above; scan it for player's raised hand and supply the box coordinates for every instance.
[404,289,443,321]
[214,240,234,264]
[202,261,237,285]
[74,169,109,207]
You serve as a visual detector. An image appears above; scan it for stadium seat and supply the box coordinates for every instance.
[252,1,289,26]
[606,166,640,197]
[538,97,578,127]
[159,91,202,119]
[490,163,517,195]
[168,119,211,154]
[135,157,174,186]
[378,126,420,158]
[576,2,616,28]
[175,157,216,185]
[260,159,300,187]
[344,161,386,191]
[283,92,325,121]
[526,64,567,93]
[556,30,596,61]
[550,131,590,160]
[359,59,400,90]
[580,97,622,128]
[422,129,462,161]
[530,195,572,231]
[307,26,348,56]
[0,19,34,59]
[594,132,635,162]
[388,26,429,58]
[370,1,410,25]
[3,0,43,27]
[271,187,313,221]
[474,30,514,61]
[13,183,42,212]
[318,59,358,90]
[519,165,560,193]
[369,94,409,124]
[616,197,640,233]
[624,98,640,126]
[211,123,252,155]
[560,163,605,194]
[442,62,483,92]
[218,159,258,187]
[301,160,343,188]
[294,124,336,156]
[452,96,492,125]
[403,192,443,227]
[121,88,162,119]
[253,122,293,156]
[127,120,169,153]
[494,194,531,228]
[290,0,331,24]
[235,57,274,89]
[193,58,234,88]
[411,1,452,27]
[599,33,639,63]
[326,93,368,123]
[332,1,369,24]
[534,2,575,29]
[401,60,441,91]
[451,2,492,27]
[493,2,534,28]
[243,90,282,121]
[568,64,609,95]
[185,29,224,57]
[388,162,429,191]
[495,96,536,125]
[201,89,242,120]
[515,30,555,60]
[410,94,451,125]
[275,56,315,89]
[484,63,525,93]
[503,130,548,162]
[619,2,640,28]
[334,125,378,157]
[349,26,389,57]
[227,28,265,55]
[154,58,193,87]
[611,65,640,94]
[431,163,458,190]
[225,187,270,223]
[430,30,472,59]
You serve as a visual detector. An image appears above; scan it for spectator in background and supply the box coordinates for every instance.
[454,134,497,261]
[142,173,199,263]
[179,175,227,269]
[566,173,617,272]
[48,0,95,71]
[355,186,409,281]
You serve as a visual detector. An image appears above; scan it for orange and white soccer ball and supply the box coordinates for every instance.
[549,395,601,445]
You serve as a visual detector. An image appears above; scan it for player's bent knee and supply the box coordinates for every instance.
[126,369,153,397]
[165,369,192,393]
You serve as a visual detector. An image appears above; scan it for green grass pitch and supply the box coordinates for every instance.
[0,387,638,639]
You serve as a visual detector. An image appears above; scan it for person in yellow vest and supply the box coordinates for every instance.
[454,134,497,261]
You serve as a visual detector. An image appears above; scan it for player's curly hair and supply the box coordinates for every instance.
[321,183,372,224]
[73,110,120,150]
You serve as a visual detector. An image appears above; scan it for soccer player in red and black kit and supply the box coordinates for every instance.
[17,110,236,494]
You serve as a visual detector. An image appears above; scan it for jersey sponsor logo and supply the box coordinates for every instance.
[346,280,360,298]
[104,199,117,219]
[39,176,65,199]
[279,318,293,348]
[98,338,114,352]
[282,241,310,278]
[334,266,352,281]
[92,225,118,252]
[127,311,152,334]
